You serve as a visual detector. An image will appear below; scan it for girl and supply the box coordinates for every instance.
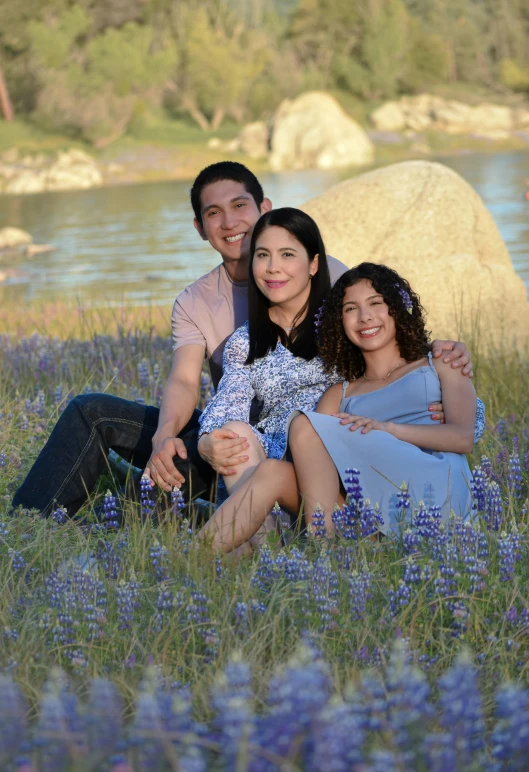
[288,263,477,534]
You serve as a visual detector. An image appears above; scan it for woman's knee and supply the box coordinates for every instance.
[289,414,316,447]
[222,420,252,437]
[255,458,294,484]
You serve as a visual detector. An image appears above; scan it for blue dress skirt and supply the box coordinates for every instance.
[291,354,472,533]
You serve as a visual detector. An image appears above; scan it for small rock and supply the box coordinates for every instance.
[238,121,269,159]
[0,227,32,249]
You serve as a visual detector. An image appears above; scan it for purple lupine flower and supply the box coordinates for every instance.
[491,683,529,767]
[117,577,141,630]
[140,475,155,519]
[256,639,331,762]
[129,672,164,770]
[251,545,276,591]
[360,499,384,538]
[349,569,372,620]
[385,637,434,759]
[331,504,345,534]
[234,601,249,635]
[170,486,185,515]
[309,699,365,772]
[85,679,123,763]
[211,654,255,768]
[186,591,219,661]
[508,449,523,500]
[486,480,504,531]
[0,675,28,763]
[396,483,411,518]
[0,452,6,467]
[498,528,522,582]
[402,527,421,554]
[312,505,326,538]
[481,454,492,478]
[283,547,311,582]
[311,556,340,631]
[437,651,486,766]
[470,463,488,512]
[344,468,363,508]
[494,418,509,441]
[152,588,174,632]
[51,506,68,524]
[102,490,121,528]
[34,669,83,772]
[394,283,413,314]
[150,540,169,582]
[389,579,412,615]
[524,450,529,471]
[137,359,149,388]
[7,548,26,572]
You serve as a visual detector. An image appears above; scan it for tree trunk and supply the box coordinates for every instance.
[0,68,14,122]
[182,93,211,131]
[211,104,226,131]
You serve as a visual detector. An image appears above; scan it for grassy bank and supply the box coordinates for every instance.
[2,113,529,192]
[1,309,529,769]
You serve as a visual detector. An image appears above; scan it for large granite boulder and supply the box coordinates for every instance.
[302,160,529,346]
[270,92,374,171]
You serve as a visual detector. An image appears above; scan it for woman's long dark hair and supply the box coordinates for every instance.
[246,208,330,364]
[318,262,431,381]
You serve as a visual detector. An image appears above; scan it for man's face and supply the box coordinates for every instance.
[194,179,271,262]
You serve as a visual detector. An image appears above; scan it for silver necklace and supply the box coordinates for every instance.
[363,362,406,381]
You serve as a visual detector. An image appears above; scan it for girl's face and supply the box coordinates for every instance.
[252,226,318,309]
[341,279,396,351]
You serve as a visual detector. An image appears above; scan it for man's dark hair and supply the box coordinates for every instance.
[190,161,264,225]
[246,207,330,364]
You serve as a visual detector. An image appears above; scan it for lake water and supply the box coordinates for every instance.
[1,151,529,308]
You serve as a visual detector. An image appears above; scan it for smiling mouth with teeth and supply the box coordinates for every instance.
[359,327,381,336]
[225,233,245,243]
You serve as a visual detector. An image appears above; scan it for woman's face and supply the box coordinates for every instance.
[252,226,318,309]
[341,279,396,351]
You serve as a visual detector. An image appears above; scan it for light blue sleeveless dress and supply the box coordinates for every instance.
[294,353,472,533]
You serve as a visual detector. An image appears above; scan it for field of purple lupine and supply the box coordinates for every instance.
[1,322,529,771]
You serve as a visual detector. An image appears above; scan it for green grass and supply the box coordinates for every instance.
[1,306,529,767]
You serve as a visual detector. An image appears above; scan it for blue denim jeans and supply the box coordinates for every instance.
[12,393,214,517]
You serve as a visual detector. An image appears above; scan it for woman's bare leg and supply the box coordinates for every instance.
[289,414,342,534]
[199,459,300,553]
[221,420,267,495]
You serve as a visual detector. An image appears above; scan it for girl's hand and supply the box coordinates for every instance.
[332,413,395,434]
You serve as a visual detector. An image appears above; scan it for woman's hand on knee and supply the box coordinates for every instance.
[198,428,250,475]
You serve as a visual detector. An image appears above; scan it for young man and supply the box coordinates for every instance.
[12,162,473,517]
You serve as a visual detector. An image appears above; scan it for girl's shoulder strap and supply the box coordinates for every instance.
[342,380,349,399]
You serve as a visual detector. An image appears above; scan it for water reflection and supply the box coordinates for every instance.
[0,155,528,307]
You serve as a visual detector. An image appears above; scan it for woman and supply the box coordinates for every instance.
[196,207,340,551]
[288,263,477,534]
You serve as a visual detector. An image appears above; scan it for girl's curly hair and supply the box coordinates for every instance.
[318,262,431,381]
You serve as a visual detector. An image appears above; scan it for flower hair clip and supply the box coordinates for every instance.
[395,284,413,314]
[314,299,326,338]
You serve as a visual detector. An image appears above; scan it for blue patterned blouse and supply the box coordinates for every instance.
[199,323,341,459]
[198,322,486,459]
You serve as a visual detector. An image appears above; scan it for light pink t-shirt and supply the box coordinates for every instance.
[171,256,348,389]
